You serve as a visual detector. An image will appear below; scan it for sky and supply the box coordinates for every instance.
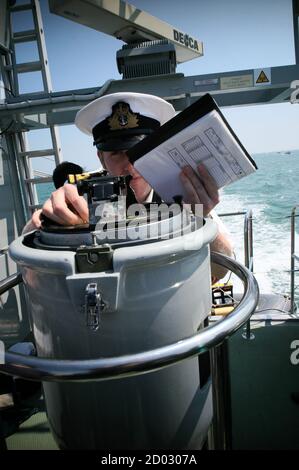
[6,0,299,172]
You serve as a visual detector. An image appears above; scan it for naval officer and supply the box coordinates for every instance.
[23,92,233,282]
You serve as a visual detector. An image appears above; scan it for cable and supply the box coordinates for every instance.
[0,78,115,112]
[0,85,15,97]
[0,121,14,136]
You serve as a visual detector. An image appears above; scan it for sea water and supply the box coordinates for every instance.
[217,151,299,302]
[37,151,299,302]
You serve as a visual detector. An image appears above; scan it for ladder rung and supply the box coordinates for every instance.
[13,30,37,44]
[19,149,55,158]
[25,176,53,184]
[16,61,42,73]
[10,4,33,13]
[29,204,43,210]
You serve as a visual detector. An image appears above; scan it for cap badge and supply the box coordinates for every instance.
[108,102,139,130]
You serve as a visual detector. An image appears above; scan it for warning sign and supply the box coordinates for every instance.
[256,70,269,83]
[254,68,271,86]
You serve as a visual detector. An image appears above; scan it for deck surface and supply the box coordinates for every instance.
[6,412,58,450]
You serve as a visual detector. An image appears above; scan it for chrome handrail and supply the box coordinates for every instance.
[244,209,254,339]
[217,209,254,271]
[0,272,23,295]
[244,209,254,272]
[0,252,259,382]
[219,210,254,339]
[221,208,298,313]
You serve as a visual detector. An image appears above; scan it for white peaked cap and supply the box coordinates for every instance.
[75,92,176,136]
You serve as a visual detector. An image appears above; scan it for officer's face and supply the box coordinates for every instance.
[98,150,152,203]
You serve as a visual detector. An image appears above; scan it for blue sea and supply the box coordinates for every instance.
[217,151,299,301]
[37,151,299,301]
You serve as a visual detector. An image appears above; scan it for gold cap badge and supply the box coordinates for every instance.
[108,102,139,130]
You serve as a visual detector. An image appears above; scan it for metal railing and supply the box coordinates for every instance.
[244,209,254,272]
[0,242,259,450]
[217,209,253,271]
[290,206,298,313]
[0,272,22,295]
[219,207,299,314]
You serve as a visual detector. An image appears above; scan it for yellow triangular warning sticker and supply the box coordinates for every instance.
[256,70,269,83]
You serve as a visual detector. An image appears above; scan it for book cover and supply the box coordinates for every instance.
[127,94,257,203]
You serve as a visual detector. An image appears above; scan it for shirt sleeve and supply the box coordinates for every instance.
[209,209,234,247]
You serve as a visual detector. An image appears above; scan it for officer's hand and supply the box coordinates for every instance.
[22,209,43,234]
[179,163,219,216]
[42,184,89,225]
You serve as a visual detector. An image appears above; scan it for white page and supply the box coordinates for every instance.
[134,110,256,203]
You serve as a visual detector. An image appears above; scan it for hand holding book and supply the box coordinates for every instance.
[127,94,257,204]
[180,162,220,216]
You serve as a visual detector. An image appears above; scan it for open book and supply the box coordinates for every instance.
[127,94,257,203]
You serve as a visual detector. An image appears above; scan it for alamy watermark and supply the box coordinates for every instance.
[92,197,205,249]
[290,339,299,365]
[290,80,299,104]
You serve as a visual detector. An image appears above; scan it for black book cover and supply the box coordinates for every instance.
[127,93,257,170]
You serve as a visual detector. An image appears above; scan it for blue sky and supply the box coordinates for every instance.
[10,0,299,172]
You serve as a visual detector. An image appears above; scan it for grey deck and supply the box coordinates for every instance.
[6,412,58,450]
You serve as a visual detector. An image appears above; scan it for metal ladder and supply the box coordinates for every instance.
[2,0,62,217]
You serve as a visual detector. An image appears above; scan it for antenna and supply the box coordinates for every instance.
[49,0,203,78]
